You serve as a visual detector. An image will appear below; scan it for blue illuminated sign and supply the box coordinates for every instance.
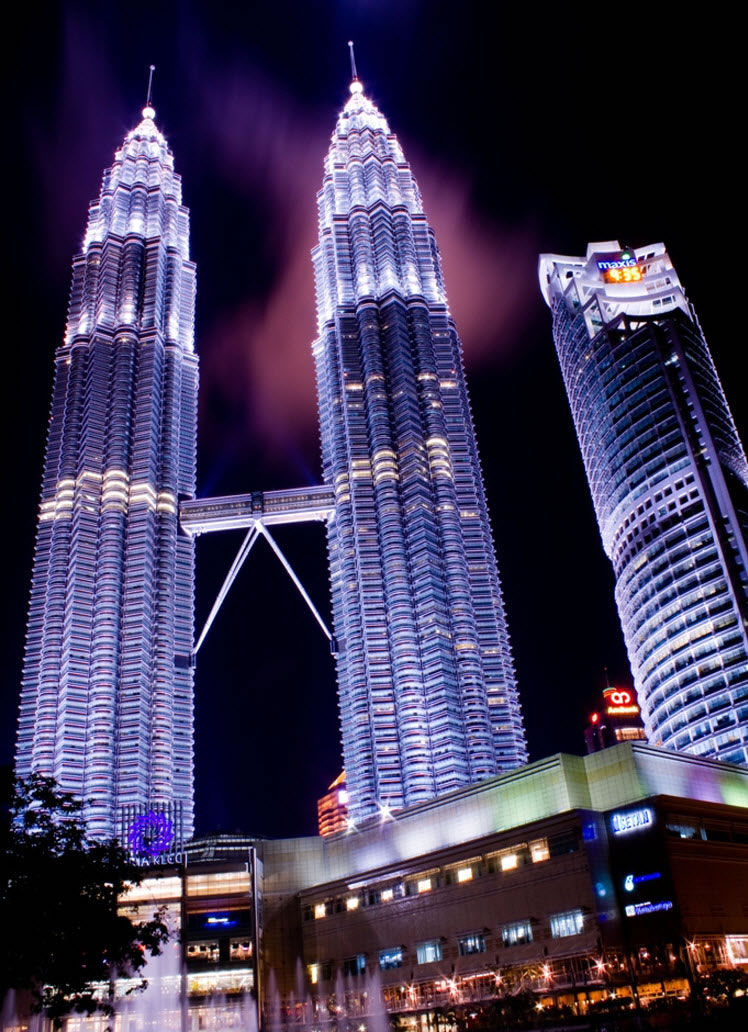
[128,810,175,859]
[611,807,653,835]
[624,872,661,892]
[204,912,238,928]
[625,900,673,917]
[597,257,637,271]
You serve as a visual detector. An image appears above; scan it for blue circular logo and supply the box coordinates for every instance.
[128,810,175,858]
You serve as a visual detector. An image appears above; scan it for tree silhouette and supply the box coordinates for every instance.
[0,774,168,1026]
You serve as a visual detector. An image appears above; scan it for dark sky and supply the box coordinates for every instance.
[2,2,743,837]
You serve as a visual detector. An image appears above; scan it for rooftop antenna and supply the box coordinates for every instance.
[347,40,363,95]
[143,64,156,118]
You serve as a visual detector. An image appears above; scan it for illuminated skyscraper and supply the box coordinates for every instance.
[311,70,526,822]
[16,102,198,841]
[541,242,748,765]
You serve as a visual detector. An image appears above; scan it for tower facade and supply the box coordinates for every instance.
[312,77,526,823]
[540,242,748,765]
[16,105,198,840]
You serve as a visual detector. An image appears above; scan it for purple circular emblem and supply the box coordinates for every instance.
[128,810,175,858]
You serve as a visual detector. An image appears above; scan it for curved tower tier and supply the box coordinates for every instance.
[540,242,748,766]
[313,79,527,822]
[16,106,198,841]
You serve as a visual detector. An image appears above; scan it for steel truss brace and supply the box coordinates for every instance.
[193,519,333,659]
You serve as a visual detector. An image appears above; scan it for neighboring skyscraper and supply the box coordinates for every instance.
[585,680,646,754]
[541,242,748,766]
[317,771,349,838]
[311,69,526,822]
[16,101,198,841]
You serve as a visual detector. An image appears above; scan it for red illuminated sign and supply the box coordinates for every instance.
[605,688,632,706]
[604,688,640,717]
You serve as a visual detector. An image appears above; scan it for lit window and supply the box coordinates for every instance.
[501,920,532,947]
[500,854,518,871]
[380,888,394,902]
[456,867,473,883]
[416,940,442,964]
[314,903,326,919]
[417,878,432,894]
[308,964,319,985]
[550,910,584,938]
[229,939,252,962]
[458,933,486,956]
[346,896,360,911]
[379,947,403,970]
[530,839,550,863]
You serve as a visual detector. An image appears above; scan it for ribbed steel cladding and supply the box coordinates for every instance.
[16,111,198,839]
[313,83,526,822]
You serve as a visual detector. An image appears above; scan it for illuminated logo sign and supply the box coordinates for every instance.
[128,809,175,859]
[611,807,653,835]
[604,688,640,716]
[625,900,673,917]
[606,689,632,705]
[596,252,642,284]
[205,912,238,928]
[624,872,661,892]
[597,257,637,270]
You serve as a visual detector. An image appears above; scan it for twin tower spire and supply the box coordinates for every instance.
[16,54,527,842]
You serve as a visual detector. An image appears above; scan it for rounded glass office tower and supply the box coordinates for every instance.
[540,242,748,765]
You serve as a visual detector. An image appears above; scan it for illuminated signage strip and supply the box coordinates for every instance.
[597,258,638,270]
[625,900,673,917]
[607,705,640,715]
[611,807,653,835]
[624,872,661,892]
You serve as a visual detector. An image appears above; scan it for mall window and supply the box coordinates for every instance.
[458,933,486,956]
[343,954,366,976]
[550,909,584,938]
[501,920,532,947]
[186,870,250,896]
[416,940,443,964]
[186,941,219,963]
[379,947,403,970]
[229,939,252,962]
[530,838,550,863]
[548,831,579,857]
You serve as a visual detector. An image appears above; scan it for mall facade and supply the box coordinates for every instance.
[46,741,747,1031]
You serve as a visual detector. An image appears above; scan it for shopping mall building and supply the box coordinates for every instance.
[67,741,748,1031]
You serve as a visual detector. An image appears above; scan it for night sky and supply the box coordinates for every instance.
[2,2,743,838]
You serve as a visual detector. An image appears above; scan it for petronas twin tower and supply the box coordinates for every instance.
[16,68,526,839]
[313,78,526,818]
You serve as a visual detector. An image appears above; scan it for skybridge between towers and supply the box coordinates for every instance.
[180,484,336,658]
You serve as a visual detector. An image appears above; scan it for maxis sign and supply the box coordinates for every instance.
[611,807,653,836]
[596,252,642,284]
[596,256,638,271]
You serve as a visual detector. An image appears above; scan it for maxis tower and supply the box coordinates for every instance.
[16,102,198,842]
[540,242,748,766]
[312,74,527,820]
